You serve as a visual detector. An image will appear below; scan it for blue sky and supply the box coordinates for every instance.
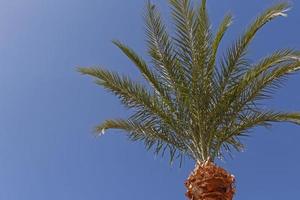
[0,0,299,199]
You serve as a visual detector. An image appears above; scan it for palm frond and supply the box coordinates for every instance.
[112,40,176,113]
[212,111,300,159]
[78,68,173,123]
[207,59,300,153]
[112,40,162,93]
[78,67,153,109]
[192,0,212,87]
[217,3,290,96]
[169,0,197,71]
[145,1,184,93]
[241,61,300,105]
[215,50,299,121]
[226,111,300,139]
[210,14,233,70]
[97,119,188,163]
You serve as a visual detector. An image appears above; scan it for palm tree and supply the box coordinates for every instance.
[79,0,300,199]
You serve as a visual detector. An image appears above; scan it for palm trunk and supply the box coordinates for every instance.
[185,161,235,200]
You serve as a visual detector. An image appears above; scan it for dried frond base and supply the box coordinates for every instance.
[185,161,235,200]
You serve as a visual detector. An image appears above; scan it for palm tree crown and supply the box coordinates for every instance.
[79,0,300,164]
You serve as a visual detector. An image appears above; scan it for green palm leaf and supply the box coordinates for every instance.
[79,1,299,164]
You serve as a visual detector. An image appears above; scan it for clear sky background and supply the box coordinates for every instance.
[0,0,299,199]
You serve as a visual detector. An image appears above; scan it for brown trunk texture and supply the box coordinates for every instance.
[185,161,235,200]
